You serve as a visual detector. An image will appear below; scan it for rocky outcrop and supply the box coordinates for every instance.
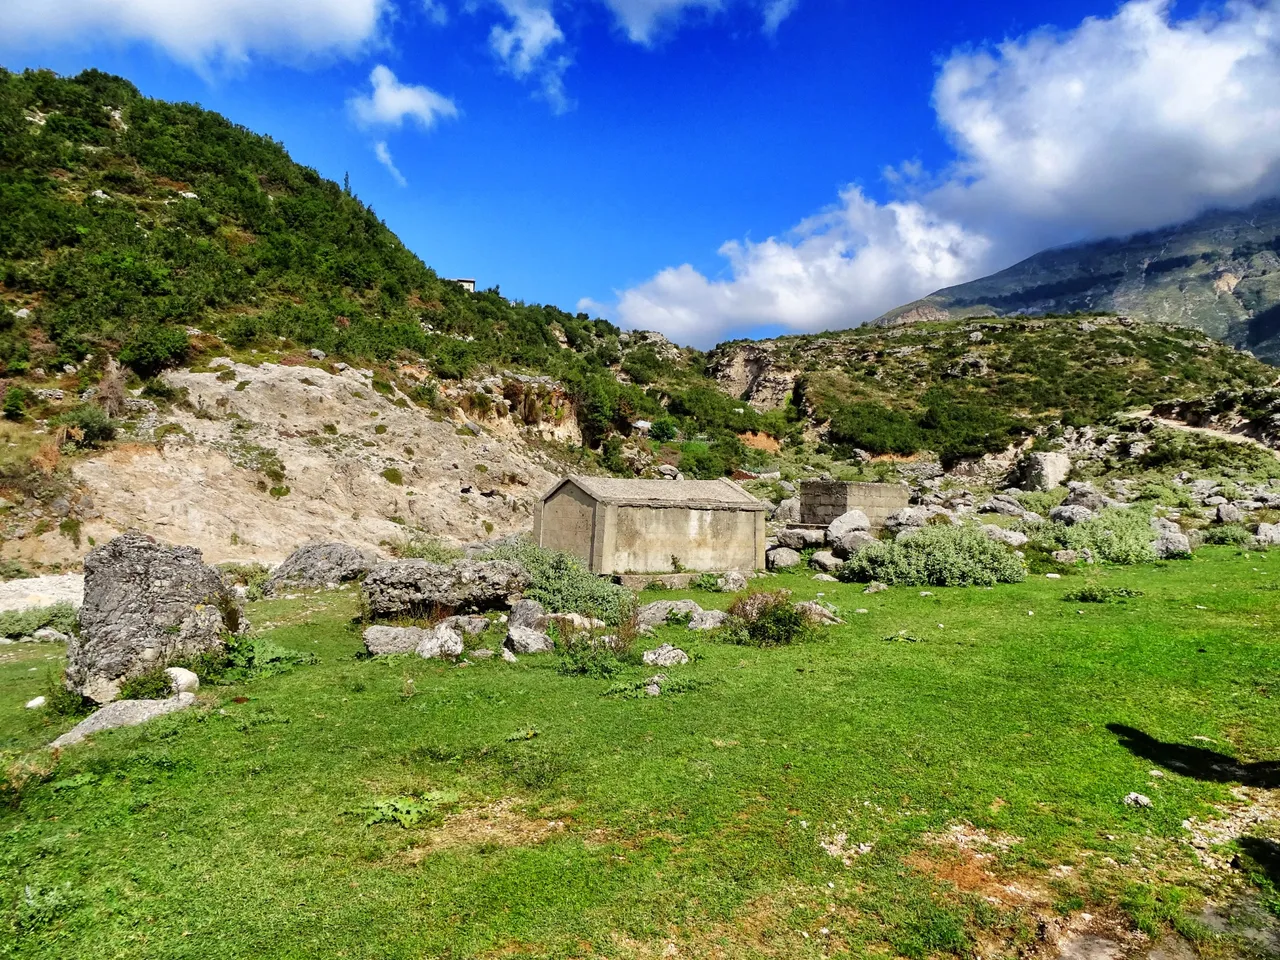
[265,542,376,594]
[1022,452,1071,492]
[706,342,797,412]
[361,624,464,659]
[362,559,529,618]
[67,534,244,704]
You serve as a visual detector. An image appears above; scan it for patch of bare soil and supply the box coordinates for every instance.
[398,798,569,862]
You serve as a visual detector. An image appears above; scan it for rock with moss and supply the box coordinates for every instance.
[50,692,198,748]
[362,559,530,618]
[68,533,245,704]
[264,542,377,595]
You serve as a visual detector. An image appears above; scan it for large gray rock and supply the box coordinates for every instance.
[1255,522,1280,546]
[831,529,878,559]
[508,598,547,630]
[776,527,825,550]
[1049,505,1094,526]
[505,625,554,654]
[1215,503,1242,525]
[766,546,803,570]
[1023,451,1071,492]
[264,542,375,594]
[826,509,870,544]
[362,559,529,618]
[68,534,245,704]
[362,624,463,658]
[636,599,703,632]
[794,601,842,625]
[982,524,1029,548]
[771,498,801,523]
[642,643,690,666]
[810,550,842,572]
[979,494,1025,517]
[51,692,197,748]
[1150,517,1191,559]
[717,572,748,593]
[885,506,932,533]
[688,609,728,630]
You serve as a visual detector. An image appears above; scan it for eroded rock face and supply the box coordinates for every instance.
[265,542,376,595]
[67,534,244,703]
[362,559,529,618]
[1023,452,1072,492]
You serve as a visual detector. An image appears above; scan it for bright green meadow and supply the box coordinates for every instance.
[2,549,1278,958]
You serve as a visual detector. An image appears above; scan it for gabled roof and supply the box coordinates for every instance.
[545,476,766,511]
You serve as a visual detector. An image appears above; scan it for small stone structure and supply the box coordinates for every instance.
[533,476,766,575]
[799,480,910,531]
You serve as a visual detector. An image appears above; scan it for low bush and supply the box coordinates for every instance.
[118,668,175,700]
[720,590,813,647]
[690,573,721,592]
[0,602,78,640]
[1202,524,1253,546]
[393,534,463,563]
[1014,488,1068,516]
[51,405,116,448]
[1034,507,1155,565]
[219,562,271,601]
[174,634,317,685]
[485,540,634,626]
[837,525,1027,587]
[556,637,631,678]
[1063,585,1145,603]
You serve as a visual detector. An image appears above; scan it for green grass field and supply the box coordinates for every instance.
[2,549,1279,959]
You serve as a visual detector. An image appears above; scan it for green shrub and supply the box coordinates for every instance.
[1202,524,1253,546]
[381,467,403,485]
[393,535,463,563]
[1014,488,1068,516]
[51,405,116,447]
[119,325,190,378]
[218,562,271,601]
[1063,585,1144,603]
[649,417,678,443]
[118,668,174,700]
[720,590,812,647]
[0,602,78,640]
[1035,507,1156,565]
[173,634,316,685]
[690,573,721,592]
[837,525,1027,587]
[556,638,629,678]
[41,670,92,718]
[485,540,634,626]
[3,387,25,421]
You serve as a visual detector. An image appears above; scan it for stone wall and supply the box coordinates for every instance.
[800,481,910,530]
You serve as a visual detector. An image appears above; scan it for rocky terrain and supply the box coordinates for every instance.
[876,197,1280,362]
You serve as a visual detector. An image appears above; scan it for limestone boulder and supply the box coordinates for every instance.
[508,598,547,630]
[51,692,198,748]
[164,667,200,695]
[982,525,1029,548]
[717,572,748,593]
[776,527,825,550]
[771,498,801,524]
[831,529,878,559]
[1023,451,1071,492]
[1049,505,1094,526]
[826,509,870,544]
[642,643,690,667]
[795,601,842,625]
[362,624,463,658]
[766,547,802,570]
[1256,522,1280,547]
[416,625,465,659]
[688,609,728,630]
[67,533,245,704]
[1215,503,1242,524]
[809,550,842,572]
[505,625,554,654]
[1150,517,1191,559]
[362,559,529,618]
[636,599,703,632]
[264,541,376,595]
[884,506,932,533]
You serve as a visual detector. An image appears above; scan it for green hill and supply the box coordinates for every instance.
[875,198,1280,363]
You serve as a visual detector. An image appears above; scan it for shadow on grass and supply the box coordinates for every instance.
[1238,837,1280,889]
[1106,723,1280,788]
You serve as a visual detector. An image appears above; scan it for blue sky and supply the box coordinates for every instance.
[4,1,1280,346]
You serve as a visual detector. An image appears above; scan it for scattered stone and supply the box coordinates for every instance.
[416,625,465,659]
[1045,573,1062,580]
[508,598,547,630]
[795,601,842,625]
[831,529,879,559]
[826,509,870,544]
[440,614,490,636]
[717,571,748,593]
[776,527,825,550]
[864,581,888,594]
[471,648,494,660]
[642,643,690,667]
[1256,522,1280,546]
[688,609,728,630]
[308,348,327,360]
[982,524,1029,548]
[362,624,462,658]
[1053,549,1078,564]
[812,573,839,583]
[1150,517,1192,559]
[501,647,518,664]
[505,625,554,654]
[644,674,666,697]
[32,627,71,643]
[362,559,529,618]
[1124,792,1153,808]
[809,550,842,572]
[264,542,375,595]
[636,599,703,632]
[766,546,802,570]
[164,666,199,694]
[1049,505,1094,526]
[25,696,46,710]
[68,533,245,704]
[1216,503,1242,524]
[885,506,932,532]
[51,692,197,748]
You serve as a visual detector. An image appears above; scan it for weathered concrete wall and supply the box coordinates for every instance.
[535,483,597,566]
[605,505,761,574]
[800,481,910,530]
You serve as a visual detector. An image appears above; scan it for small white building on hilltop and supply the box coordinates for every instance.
[533,476,767,575]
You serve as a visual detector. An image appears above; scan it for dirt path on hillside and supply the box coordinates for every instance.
[1129,411,1280,461]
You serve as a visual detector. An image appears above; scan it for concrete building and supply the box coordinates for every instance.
[800,480,910,530]
[534,476,767,575]
[451,278,476,293]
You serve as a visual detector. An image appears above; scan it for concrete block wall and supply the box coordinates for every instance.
[800,481,910,530]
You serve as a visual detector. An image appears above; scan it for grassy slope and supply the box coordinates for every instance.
[3,551,1278,957]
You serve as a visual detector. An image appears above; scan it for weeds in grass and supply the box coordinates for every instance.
[718,590,813,647]
[40,670,91,719]
[603,676,708,698]
[392,534,463,563]
[118,668,174,701]
[1064,585,1146,604]
[174,633,317,686]
[1034,507,1157,565]
[16,881,80,933]
[485,539,634,625]
[1202,524,1253,546]
[691,573,721,591]
[363,791,458,828]
[219,561,270,600]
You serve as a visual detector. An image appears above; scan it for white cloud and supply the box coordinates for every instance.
[374,141,407,186]
[598,0,1280,346]
[597,0,720,44]
[423,0,449,26]
[349,65,459,130]
[761,0,798,35]
[0,0,390,68]
[490,0,574,112]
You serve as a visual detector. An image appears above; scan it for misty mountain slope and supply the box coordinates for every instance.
[876,198,1280,362]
